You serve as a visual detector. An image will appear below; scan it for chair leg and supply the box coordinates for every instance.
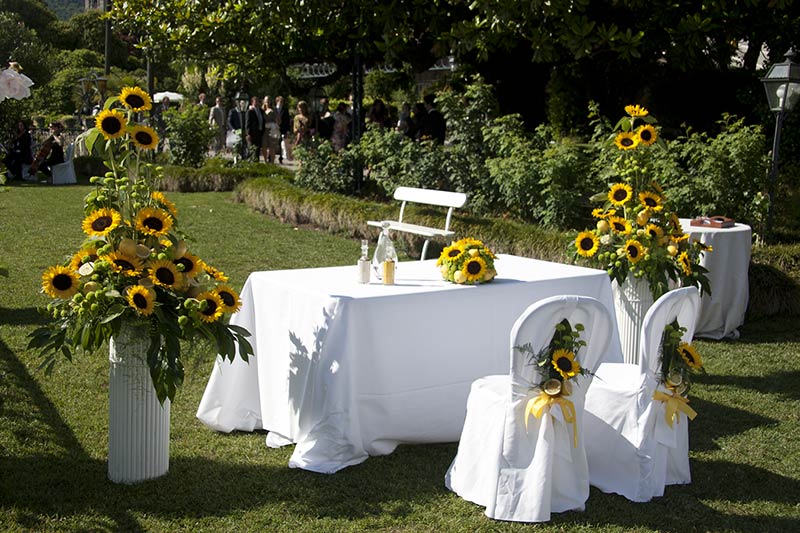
[420,239,430,261]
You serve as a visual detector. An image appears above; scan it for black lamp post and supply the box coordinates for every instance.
[761,48,800,238]
[234,90,249,161]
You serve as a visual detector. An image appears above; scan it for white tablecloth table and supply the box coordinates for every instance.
[196,254,623,473]
[681,219,752,339]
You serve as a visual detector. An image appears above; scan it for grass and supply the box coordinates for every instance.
[1,183,799,532]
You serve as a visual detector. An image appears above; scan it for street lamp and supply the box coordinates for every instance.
[761,48,800,238]
[234,90,249,161]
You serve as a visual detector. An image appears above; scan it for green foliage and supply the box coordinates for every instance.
[163,104,215,168]
[293,139,360,195]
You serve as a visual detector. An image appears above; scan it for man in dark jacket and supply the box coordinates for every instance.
[245,96,265,162]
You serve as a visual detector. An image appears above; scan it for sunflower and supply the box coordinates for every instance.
[69,244,101,271]
[639,191,663,211]
[608,183,633,206]
[625,104,649,117]
[119,86,152,112]
[575,231,600,258]
[637,124,657,146]
[95,109,127,140]
[131,125,159,150]
[624,239,645,264]
[608,216,633,235]
[151,191,177,218]
[438,242,465,265]
[552,349,581,380]
[461,256,488,283]
[677,342,703,370]
[42,265,80,299]
[214,285,241,313]
[173,252,202,278]
[103,251,144,276]
[645,224,664,240]
[127,285,155,316]
[82,208,121,237]
[197,291,224,323]
[614,131,639,150]
[135,207,173,237]
[678,251,692,275]
[203,263,229,282]
[149,259,183,289]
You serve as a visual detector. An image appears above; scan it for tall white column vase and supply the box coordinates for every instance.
[108,321,170,484]
[611,277,655,365]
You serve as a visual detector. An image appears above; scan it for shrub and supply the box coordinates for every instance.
[163,105,215,168]
[293,139,360,195]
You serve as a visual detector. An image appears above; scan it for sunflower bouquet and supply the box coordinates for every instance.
[437,237,497,284]
[658,321,704,396]
[516,319,592,444]
[28,87,253,404]
[570,105,711,299]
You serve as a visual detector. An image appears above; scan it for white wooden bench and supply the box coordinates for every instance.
[367,186,467,260]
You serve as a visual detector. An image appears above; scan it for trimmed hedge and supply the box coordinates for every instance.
[157,161,293,192]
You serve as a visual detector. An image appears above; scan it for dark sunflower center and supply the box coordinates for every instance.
[648,229,658,237]
[133,293,148,309]
[613,222,626,231]
[613,189,628,201]
[627,245,639,258]
[218,291,235,306]
[126,94,145,108]
[466,260,481,275]
[556,357,572,372]
[134,131,153,144]
[640,129,653,142]
[143,216,164,231]
[174,257,194,272]
[101,117,122,134]
[91,216,112,231]
[115,259,135,270]
[52,274,73,290]
[644,196,658,207]
[155,267,175,285]
[447,249,460,258]
[202,299,218,316]
[682,349,696,365]
[620,137,634,147]
[580,237,594,250]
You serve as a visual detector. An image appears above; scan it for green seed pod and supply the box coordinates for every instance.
[90,303,100,313]
[178,315,190,327]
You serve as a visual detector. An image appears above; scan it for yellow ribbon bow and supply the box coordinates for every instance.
[653,389,697,428]
[524,391,578,447]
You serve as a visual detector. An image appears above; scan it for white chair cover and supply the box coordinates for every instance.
[584,287,701,502]
[445,295,614,522]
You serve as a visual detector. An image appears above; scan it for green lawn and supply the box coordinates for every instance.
[1,184,798,532]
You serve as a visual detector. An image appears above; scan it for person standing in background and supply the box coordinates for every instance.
[275,95,291,163]
[261,96,281,164]
[245,96,265,162]
[208,96,227,155]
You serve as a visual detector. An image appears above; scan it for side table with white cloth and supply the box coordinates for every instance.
[680,219,752,339]
[196,254,623,474]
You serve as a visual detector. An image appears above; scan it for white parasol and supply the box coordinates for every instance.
[152,91,185,103]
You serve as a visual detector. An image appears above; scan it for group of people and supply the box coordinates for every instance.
[372,93,446,144]
[2,120,65,181]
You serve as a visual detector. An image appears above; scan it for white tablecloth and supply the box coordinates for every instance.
[681,219,752,339]
[196,254,623,473]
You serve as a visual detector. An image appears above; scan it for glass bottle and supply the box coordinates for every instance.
[357,239,370,283]
[372,222,398,281]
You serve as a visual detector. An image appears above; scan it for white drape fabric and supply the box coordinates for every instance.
[445,296,614,522]
[584,287,701,502]
[196,255,623,473]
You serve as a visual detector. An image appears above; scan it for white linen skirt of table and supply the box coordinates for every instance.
[196,255,623,473]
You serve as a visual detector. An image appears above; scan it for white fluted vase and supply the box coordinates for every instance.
[108,321,170,484]
[611,277,654,365]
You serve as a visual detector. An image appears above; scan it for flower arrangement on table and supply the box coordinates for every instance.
[570,105,711,300]
[437,237,497,284]
[516,319,591,447]
[654,321,704,427]
[28,87,253,404]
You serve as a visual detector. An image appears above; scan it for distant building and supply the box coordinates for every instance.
[85,0,103,10]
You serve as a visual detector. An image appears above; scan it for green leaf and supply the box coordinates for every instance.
[84,128,102,155]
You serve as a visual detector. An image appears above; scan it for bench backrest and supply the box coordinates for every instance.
[394,187,467,233]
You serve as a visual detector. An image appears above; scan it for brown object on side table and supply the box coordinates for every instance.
[690,216,735,229]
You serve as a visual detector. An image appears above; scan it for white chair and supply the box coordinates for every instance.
[445,295,614,522]
[584,287,701,502]
[51,142,77,185]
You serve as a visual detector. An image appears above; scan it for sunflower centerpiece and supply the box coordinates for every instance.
[437,237,497,284]
[570,105,711,300]
[516,319,593,446]
[29,87,253,404]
